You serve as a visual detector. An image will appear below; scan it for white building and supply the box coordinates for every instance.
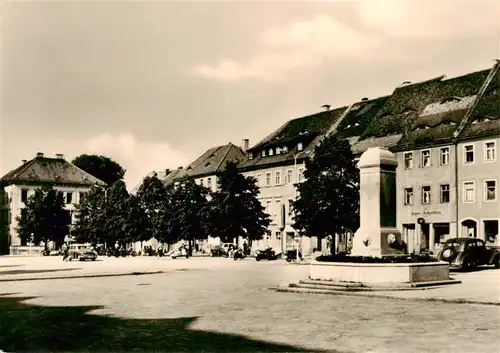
[0,152,106,254]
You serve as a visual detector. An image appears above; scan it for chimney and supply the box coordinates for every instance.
[56,153,64,159]
[241,139,249,152]
[36,152,44,158]
[178,166,183,170]
[321,104,331,111]
[21,159,27,164]
[165,168,171,175]
[361,97,369,101]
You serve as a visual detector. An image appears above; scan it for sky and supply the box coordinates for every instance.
[2,1,500,189]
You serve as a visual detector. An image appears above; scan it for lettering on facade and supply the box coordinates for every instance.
[411,210,442,216]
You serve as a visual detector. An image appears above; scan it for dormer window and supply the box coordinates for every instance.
[282,146,288,153]
[276,147,281,154]
[248,152,253,160]
[262,150,266,157]
[269,149,274,156]
[441,97,461,104]
[297,142,303,151]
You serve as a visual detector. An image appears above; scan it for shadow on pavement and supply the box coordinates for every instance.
[0,296,335,353]
[0,268,80,275]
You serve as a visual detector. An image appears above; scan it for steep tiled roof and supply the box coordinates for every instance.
[0,156,106,187]
[337,96,390,139]
[249,107,348,152]
[239,106,350,171]
[458,63,500,141]
[360,76,445,140]
[161,168,186,187]
[396,69,490,150]
[130,169,170,194]
[163,143,245,181]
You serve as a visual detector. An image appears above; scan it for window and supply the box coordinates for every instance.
[422,186,431,204]
[269,149,274,156]
[485,141,496,162]
[21,189,28,203]
[265,172,271,186]
[276,147,281,154]
[421,150,431,167]
[485,180,497,201]
[261,150,266,157]
[79,192,87,202]
[207,177,212,189]
[58,191,64,200]
[66,192,73,204]
[285,169,293,184]
[265,230,272,240]
[199,179,204,186]
[440,147,450,166]
[282,146,288,153]
[464,144,474,164]
[404,152,413,169]
[463,181,475,203]
[297,142,303,151]
[275,171,281,185]
[256,173,262,186]
[265,200,272,215]
[275,231,282,240]
[275,199,281,222]
[440,184,450,203]
[288,199,293,215]
[404,187,414,205]
[298,167,305,182]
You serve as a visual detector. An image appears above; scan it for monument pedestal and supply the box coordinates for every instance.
[351,147,404,257]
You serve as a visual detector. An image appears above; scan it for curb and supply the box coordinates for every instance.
[268,286,500,307]
[0,271,163,282]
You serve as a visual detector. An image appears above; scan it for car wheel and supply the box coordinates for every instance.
[256,257,261,261]
[462,258,471,271]
[286,258,292,263]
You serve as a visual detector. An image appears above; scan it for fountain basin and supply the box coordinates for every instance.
[309,260,451,284]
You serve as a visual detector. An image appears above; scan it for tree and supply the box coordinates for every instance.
[164,177,211,254]
[122,195,151,245]
[17,185,70,248]
[291,134,360,254]
[101,180,130,247]
[135,174,170,243]
[209,162,271,244]
[72,154,125,186]
[72,186,105,244]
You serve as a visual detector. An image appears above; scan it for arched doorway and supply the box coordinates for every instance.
[461,219,477,238]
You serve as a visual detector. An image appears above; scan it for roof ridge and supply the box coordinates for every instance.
[0,158,37,182]
[67,159,107,186]
[454,62,500,138]
[214,144,234,173]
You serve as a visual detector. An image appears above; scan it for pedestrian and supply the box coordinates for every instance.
[62,243,69,261]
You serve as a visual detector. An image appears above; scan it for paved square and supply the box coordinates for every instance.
[1,256,499,353]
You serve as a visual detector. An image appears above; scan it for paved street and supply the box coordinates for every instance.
[1,256,499,353]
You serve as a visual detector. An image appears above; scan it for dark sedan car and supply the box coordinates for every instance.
[437,238,500,270]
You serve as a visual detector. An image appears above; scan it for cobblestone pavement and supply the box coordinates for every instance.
[1,257,499,353]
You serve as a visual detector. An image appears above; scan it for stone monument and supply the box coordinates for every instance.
[351,147,404,257]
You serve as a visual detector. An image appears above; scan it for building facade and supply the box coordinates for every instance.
[0,153,106,253]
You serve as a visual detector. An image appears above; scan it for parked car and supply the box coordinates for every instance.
[67,243,97,261]
[437,238,500,270]
[211,243,235,257]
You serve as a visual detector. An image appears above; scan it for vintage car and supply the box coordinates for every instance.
[67,243,98,261]
[437,238,500,270]
[210,243,235,257]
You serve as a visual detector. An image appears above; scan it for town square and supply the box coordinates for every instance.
[1,256,499,353]
[2,1,500,352]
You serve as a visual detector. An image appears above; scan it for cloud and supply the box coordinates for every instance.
[192,2,500,83]
[84,133,191,190]
[192,14,377,82]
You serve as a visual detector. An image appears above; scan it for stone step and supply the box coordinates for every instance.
[290,282,422,292]
[298,279,363,288]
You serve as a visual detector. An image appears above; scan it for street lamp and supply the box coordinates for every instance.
[291,149,310,262]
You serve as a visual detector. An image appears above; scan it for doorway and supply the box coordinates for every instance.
[461,219,477,238]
